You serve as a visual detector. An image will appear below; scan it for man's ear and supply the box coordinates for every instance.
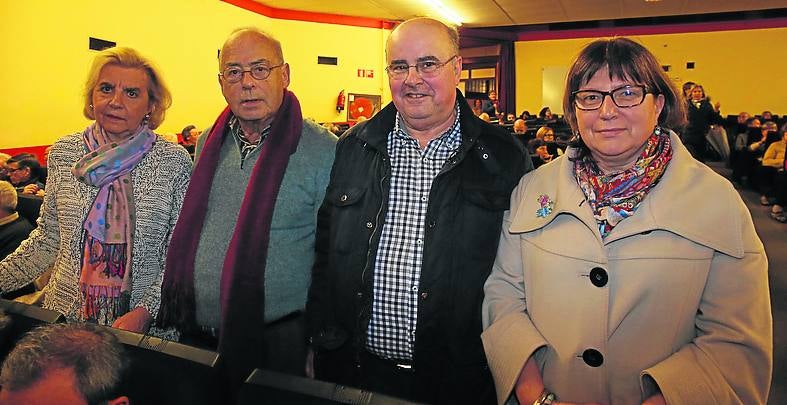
[107,395,129,405]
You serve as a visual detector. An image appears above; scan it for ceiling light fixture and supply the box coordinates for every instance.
[422,0,463,26]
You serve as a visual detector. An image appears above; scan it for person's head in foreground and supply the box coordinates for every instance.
[0,323,128,405]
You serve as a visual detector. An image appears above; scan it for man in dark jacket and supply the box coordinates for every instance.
[306,17,531,404]
[0,181,33,261]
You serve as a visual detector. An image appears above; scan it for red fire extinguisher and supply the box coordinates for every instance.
[336,90,345,112]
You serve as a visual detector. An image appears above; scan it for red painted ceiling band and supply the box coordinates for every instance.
[222,0,394,29]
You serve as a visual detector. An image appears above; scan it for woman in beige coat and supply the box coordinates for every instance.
[482,38,772,405]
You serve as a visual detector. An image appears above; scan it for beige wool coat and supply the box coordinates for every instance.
[482,132,772,405]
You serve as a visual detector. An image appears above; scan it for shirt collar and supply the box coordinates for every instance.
[228,114,271,161]
[392,102,462,151]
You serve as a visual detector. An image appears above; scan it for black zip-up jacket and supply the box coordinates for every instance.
[307,91,530,404]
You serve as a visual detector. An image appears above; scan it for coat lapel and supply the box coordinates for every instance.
[507,131,744,260]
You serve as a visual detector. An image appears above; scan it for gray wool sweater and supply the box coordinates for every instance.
[0,133,191,338]
[192,118,336,328]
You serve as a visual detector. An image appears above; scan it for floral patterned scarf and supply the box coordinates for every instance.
[574,126,672,238]
[71,123,155,324]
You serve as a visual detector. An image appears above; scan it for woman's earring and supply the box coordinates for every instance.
[142,112,151,125]
[89,104,94,110]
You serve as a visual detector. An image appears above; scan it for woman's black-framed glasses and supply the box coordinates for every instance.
[385,55,458,80]
[572,85,651,110]
[220,63,284,83]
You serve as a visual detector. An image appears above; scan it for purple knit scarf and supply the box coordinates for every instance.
[159,90,303,383]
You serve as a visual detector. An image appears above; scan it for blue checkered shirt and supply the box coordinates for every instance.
[366,104,462,360]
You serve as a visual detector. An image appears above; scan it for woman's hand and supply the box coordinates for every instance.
[515,356,603,405]
[515,356,544,404]
[112,307,153,333]
[642,394,666,405]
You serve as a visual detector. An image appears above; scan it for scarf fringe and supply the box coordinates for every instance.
[81,283,123,324]
[157,276,198,332]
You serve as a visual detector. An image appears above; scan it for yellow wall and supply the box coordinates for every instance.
[515,27,787,119]
[0,0,390,148]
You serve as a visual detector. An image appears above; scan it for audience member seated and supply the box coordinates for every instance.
[536,125,564,158]
[0,153,10,182]
[770,124,787,223]
[729,112,751,181]
[5,154,44,196]
[732,117,762,185]
[471,99,483,116]
[513,119,527,135]
[761,110,774,122]
[0,322,129,405]
[527,138,548,169]
[180,124,199,159]
[735,112,751,135]
[538,106,554,122]
[482,90,500,117]
[519,110,534,120]
[0,181,33,262]
[749,121,780,162]
[758,124,787,206]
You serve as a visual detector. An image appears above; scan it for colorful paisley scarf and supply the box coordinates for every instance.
[72,123,155,324]
[574,126,672,238]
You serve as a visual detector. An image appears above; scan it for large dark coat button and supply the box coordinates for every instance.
[589,267,608,287]
[582,349,604,367]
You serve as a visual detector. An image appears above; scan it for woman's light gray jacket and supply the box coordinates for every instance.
[482,131,772,405]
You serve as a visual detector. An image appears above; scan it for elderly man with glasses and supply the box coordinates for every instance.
[157,27,337,391]
[306,17,530,404]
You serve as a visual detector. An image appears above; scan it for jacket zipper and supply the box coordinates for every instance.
[361,152,390,284]
[355,155,388,367]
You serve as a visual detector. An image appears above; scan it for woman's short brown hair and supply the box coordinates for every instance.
[536,126,554,140]
[562,37,686,137]
[83,47,172,129]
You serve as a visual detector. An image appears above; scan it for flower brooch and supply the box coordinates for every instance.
[536,194,554,218]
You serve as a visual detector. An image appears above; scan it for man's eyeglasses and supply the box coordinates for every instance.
[5,166,24,174]
[572,85,653,110]
[385,55,458,80]
[219,63,284,83]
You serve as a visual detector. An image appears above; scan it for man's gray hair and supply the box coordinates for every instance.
[0,323,127,404]
[219,26,284,65]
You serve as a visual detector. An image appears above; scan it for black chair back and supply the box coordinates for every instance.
[106,328,224,405]
[237,368,426,405]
